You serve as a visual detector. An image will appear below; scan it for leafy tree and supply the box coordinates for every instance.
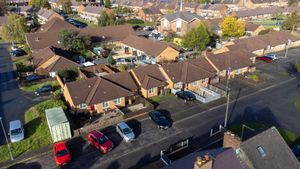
[288,0,299,6]
[198,0,211,4]
[61,0,72,14]
[31,13,40,28]
[282,12,300,30]
[0,0,6,15]
[58,29,91,53]
[104,0,111,8]
[113,6,132,15]
[1,14,29,43]
[107,53,115,65]
[29,0,50,8]
[221,16,245,38]
[97,11,117,26]
[182,24,210,51]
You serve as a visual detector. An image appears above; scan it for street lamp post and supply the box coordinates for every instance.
[0,117,13,160]
[224,68,231,128]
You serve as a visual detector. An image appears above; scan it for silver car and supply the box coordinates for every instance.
[9,120,24,143]
[116,122,135,142]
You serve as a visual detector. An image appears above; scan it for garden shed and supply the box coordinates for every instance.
[45,107,72,142]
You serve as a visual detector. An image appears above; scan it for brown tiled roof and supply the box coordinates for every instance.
[245,22,261,32]
[131,64,167,89]
[81,64,114,75]
[83,5,105,14]
[122,35,171,57]
[80,24,136,43]
[102,71,139,92]
[26,18,78,51]
[207,50,254,71]
[65,76,134,105]
[32,47,79,73]
[234,7,278,18]
[162,58,216,84]
[142,6,162,15]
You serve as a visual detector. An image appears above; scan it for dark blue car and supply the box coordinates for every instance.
[175,91,196,102]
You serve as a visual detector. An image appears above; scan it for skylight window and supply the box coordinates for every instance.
[257,146,266,157]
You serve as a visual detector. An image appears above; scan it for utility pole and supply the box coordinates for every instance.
[0,117,13,160]
[285,24,295,58]
[224,67,231,128]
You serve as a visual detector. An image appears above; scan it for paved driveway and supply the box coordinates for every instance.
[0,43,43,145]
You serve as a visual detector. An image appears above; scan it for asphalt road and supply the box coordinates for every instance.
[0,43,44,145]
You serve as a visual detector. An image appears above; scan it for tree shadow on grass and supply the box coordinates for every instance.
[25,117,42,138]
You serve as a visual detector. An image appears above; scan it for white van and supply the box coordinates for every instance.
[9,120,24,143]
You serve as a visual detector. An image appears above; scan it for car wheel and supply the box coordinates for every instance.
[184,99,187,103]
[149,116,152,120]
[176,94,178,98]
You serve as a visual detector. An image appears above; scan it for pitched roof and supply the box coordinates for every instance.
[37,8,55,19]
[250,0,278,3]
[245,22,261,32]
[83,5,105,14]
[207,49,254,71]
[65,76,134,105]
[234,7,278,18]
[26,18,78,51]
[80,24,135,43]
[131,64,167,89]
[162,58,216,84]
[161,148,244,169]
[241,127,300,169]
[102,71,139,92]
[32,47,79,72]
[162,11,203,22]
[122,35,173,57]
[142,6,162,15]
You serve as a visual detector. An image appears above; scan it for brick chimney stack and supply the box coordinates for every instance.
[223,131,241,150]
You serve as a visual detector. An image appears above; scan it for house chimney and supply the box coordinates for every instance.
[223,131,241,150]
[194,155,213,169]
[35,37,40,42]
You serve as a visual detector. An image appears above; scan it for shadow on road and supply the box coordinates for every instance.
[7,162,42,169]
[127,119,142,138]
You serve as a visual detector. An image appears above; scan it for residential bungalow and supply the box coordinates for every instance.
[26,17,78,52]
[197,4,228,18]
[226,31,300,56]
[138,6,162,22]
[32,47,79,77]
[232,6,278,19]
[206,49,256,78]
[245,21,265,35]
[241,0,287,9]
[78,5,106,24]
[155,0,179,14]
[223,127,300,169]
[80,64,114,77]
[120,35,179,62]
[36,8,63,24]
[130,64,168,98]
[112,0,152,10]
[160,57,217,93]
[48,0,61,9]
[159,11,203,36]
[63,71,138,113]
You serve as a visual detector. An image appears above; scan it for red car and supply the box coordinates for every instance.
[53,142,71,166]
[87,130,114,153]
[256,56,273,63]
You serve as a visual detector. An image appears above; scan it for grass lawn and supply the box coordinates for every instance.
[70,15,98,28]
[148,93,174,104]
[0,99,67,163]
[294,96,300,111]
[252,19,283,29]
[20,80,60,92]
[228,122,299,145]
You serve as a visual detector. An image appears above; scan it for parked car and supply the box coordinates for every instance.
[10,49,26,57]
[53,141,71,166]
[25,74,44,82]
[175,91,196,102]
[116,122,135,142]
[256,56,273,63]
[264,54,278,60]
[292,144,300,160]
[297,84,300,90]
[35,85,53,96]
[143,26,154,31]
[149,111,172,130]
[87,130,114,153]
[9,120,24,143]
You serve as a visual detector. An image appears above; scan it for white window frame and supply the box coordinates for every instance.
[114,98,121,105]
[202,79,206,84]
[102,101,109,108]
[148,88,154,94]
[79,104,88,109]
[193,81,198,86]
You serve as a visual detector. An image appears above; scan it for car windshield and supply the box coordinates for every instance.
[11,128,22,135]
[56,149,68,157]
[99,136,108,144]
[122,128,132,135]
